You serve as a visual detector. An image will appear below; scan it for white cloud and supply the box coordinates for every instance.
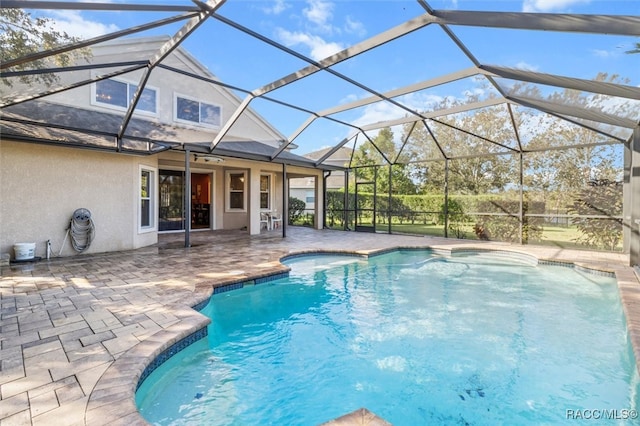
[263,0,290,15]
[270,1,366,62]
[303,0,334,31]
[352,92,444,129]
[522,0,590,13]
[48,10,119,39]
[275,28,344,60]
[515,61,539,71]
[344,16,366,37]
[339,93,360,104]
[592,49,612,58]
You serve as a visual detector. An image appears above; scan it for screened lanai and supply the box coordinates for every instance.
[1,1,639,264]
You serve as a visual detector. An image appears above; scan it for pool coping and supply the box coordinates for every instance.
[86,244,640,426]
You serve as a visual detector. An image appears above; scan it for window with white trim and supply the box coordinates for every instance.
[175,94,221,127]
[139,166,156,230]
[226,170,246,212]
[305,191,315,204]
[260,174,272,210]
[94,78,157,114]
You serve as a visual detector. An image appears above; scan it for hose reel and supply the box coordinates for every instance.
[62,208,95,253]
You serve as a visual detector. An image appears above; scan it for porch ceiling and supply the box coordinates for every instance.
[1,1,639,169]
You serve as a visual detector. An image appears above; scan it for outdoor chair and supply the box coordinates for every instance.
[270,211,283,229]
[260,212,270,230]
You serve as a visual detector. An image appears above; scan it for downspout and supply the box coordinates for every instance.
[323,171,332,229]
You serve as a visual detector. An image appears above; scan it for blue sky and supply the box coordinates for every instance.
[37,0,639,154]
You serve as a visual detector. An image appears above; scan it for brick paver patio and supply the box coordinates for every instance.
[1,227,638,425]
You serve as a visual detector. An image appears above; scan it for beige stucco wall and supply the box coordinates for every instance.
[0,141,324,261]
[0,140,157,259]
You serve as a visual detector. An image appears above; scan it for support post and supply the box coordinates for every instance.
[249,166,261,235]
[519,152,524,245]
[184,149,191,248]
[373,166,378,233]
[444,159,449,238]
[388,163,392,234]
[624,127,640,266]
[344,169,349,231]
[282,163,287,238]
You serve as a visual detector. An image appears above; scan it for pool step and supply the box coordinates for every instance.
[320,407,392,425]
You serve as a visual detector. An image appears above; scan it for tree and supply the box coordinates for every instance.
[403,92,516,195]
[350,127,418,195]
[1,8,87,88]
[522,73,626,212]
[568,179,623,251]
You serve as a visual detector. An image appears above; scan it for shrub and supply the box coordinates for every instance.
[288,197,306,225]
[440,199,468,239]
[472,200,544,243]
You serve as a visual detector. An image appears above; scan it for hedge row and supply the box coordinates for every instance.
[325,191,546,242]
[326,191,544,219]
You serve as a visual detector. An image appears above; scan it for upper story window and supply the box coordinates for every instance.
[175,94,221,128]
[94,78,157,114]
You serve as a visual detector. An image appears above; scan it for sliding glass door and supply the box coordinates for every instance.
[159,170,185,231]
[159,170,212,232]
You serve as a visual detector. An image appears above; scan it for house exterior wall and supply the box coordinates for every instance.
[0,140,157,260]
[0,141,324,261]
[156,152,319,234]
[0,37,326,259]
[44,37,284,146]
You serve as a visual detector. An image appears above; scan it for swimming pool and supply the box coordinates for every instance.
[136,250,640,425]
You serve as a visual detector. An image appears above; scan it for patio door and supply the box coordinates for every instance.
[159,170,184,231]
[191,173,211,229]
[159,170,212,231]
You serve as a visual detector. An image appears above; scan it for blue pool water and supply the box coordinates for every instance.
[136,250,640,425]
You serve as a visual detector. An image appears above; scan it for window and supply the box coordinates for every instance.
[260,174,271,210]
[175,95,221,127]
[226,171,246,211]
[305,191,315,204]
[140,166,156,231]
[94,78,157,114]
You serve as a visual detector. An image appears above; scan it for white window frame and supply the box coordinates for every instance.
[91,77,158,116]
[305,190,316,204]
[225,170,246,212]
[139,165,157,233]
[260,173,273,211]
[173,92,222,129]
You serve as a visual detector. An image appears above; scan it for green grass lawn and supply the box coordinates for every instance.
[325,220,622,252]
